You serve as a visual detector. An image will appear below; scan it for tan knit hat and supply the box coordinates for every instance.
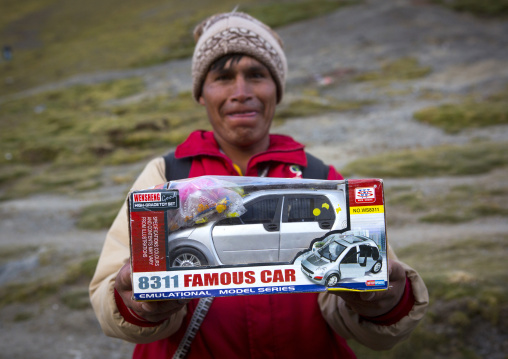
[192,12,288,103]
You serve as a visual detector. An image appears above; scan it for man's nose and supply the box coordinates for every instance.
[230,76,252,102]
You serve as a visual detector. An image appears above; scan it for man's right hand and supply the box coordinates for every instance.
[114,263,189,323]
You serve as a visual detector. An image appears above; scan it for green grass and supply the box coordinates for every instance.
[420,202,508,223]
[414,87,508,133]
[0,165,105,200]
[354,57,432,84]
[274,96,372,122]
[398,236,508,315]
[0,245,39,264]
[0,0,357,97]
[341,141,508,178]
[241,0,358,29]
[0,80,210,199]
[76,199,126,230]
[432,0,508,17]
[0,76,374,200]
[13,312,36,322]
[386,190,428,212]
[348,234,508,358]
[60,288,92,310]
[0,255,99,308]
[386,183,508,224]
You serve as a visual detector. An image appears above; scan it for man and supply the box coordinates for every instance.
[90,11,428,358]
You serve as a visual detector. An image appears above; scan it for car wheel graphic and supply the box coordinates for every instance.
[170,248,208,267]
[325,273,340,287]
[371,261,382,274]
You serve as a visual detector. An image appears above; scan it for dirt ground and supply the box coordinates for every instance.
[1,1,508,358]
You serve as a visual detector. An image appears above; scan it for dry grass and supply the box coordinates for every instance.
[274,96,373,122]
[354,57,432,84]
[413,86,508,133]
[385,182,508,224]
[431,0,508,17]
[341,141,508,178]
[0,75,376,200]
[349,234,508,358]
[0,81,209,199]
[0,255,99,309]
[0,0,357,97]
[76,199,126,230]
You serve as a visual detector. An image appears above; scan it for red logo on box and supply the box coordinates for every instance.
[355,187,376,203]
[133,192,161,202]
[366,280,375,286]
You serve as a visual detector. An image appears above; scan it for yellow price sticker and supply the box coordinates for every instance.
[350,205,384,215]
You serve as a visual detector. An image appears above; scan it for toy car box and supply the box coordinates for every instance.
[128,176,388,301]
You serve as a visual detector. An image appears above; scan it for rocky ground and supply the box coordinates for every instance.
[1,0,507,358]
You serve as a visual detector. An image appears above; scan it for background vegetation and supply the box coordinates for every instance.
[0,0,356,97]
[349,234,508,358]
[1,0,507,358]
[414,86,508,133]
[431,0,508,17]
[0,0,360,200]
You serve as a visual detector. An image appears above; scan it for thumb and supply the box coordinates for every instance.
[359,261,395,302]
[115,263,132,291]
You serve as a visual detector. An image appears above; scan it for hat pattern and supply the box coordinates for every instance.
[194,27,284,78]
[191,12,287,103]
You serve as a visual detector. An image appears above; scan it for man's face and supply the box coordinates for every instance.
[199,56,277,151]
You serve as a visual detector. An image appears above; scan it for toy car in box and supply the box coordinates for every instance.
[128,176,388,301]
[300,233,383,287]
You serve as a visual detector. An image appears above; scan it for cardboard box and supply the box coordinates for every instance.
[128,176,388,301]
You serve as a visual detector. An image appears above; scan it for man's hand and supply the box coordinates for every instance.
[331,260,407,318]
[115,263,189,323]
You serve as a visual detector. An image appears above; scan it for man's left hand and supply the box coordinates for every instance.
[331,259,406,318]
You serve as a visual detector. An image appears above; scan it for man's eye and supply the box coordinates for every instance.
[250,72,266,79]
[214,73,231,81]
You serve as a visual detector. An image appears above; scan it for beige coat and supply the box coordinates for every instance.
[89,157,429,348]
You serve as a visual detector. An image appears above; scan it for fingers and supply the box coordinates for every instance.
[114,263,189,323]
[388,259,406,283]
[330,259,407,318]
[137,300,189,322]
[359,291,376,301]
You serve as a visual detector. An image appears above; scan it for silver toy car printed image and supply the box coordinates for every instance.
[166,187,348,268]
[300,232,383,287]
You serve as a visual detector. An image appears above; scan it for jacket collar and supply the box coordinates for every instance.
[175,130,308,166]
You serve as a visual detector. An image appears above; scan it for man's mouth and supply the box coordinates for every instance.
[227,110,258,117]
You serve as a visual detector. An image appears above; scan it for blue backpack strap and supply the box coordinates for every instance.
[163,151,193,181]
[302,152,329,180]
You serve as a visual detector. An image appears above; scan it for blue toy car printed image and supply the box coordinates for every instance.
[300,232,383,287]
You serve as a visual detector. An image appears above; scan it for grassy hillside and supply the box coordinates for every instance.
[2,0,505,98]
[0,0,356,96]
[349,234,508,358]
[0,0,362,199]
[1,1,507,357]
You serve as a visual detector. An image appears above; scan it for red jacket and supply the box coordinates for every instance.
[177,130,343,179]
[123,130,413,358]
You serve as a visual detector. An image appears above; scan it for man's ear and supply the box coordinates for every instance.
[198,96,205,106]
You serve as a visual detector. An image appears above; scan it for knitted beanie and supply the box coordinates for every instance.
[192,12,288,103]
